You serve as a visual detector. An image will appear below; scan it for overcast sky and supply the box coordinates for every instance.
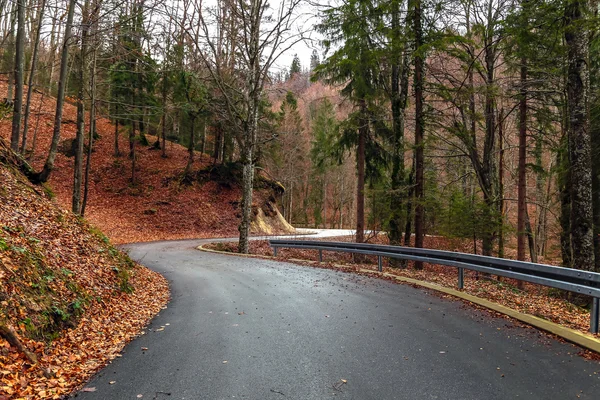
[270,0,325,74]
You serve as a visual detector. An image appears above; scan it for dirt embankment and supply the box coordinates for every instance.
[0,138,169,399]
[0,79,293,244]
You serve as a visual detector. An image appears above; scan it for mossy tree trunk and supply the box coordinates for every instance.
[565,0,596,271]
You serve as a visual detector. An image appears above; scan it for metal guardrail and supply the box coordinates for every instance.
[269,239,600,334]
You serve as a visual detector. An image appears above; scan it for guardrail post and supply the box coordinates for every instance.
[318,249,323,262]
[458,268,464,290]
[378,256,382,272]
[274,247,278,257]
[591,297,599,334]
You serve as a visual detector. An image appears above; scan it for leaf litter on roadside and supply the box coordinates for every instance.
[0,134,170,399]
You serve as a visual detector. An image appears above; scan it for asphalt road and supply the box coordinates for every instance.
[72,239,600,400]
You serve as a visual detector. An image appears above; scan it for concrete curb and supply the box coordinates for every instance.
[197,245,600,353]
[197,244,275,259]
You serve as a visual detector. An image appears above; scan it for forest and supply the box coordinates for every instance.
[1,0,599,271]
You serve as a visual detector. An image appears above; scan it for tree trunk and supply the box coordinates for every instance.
[356,98,367,244]
[213,126,221,164]
[565,0,595,271]
[399,162,415,268]
[73,0,90,214]
[593,119,600,270]
[29,89,45,158]
[5,1,16,105]
[289,180,293,224]
[536,162,553,257]
[30,4,59,158]
[525,207,537,263]
[130,123,136,184]
[340,175,344,228]
[21,0,46,154]
[388,4,410,248]
[114,119,120,156]
[46,2,62,96]
[413,0,425,269]
[34,0,76,183]
[498,108,505,258]
[238,141,256,253]
[82,12,98,217]
[517,58,528,261]
[200,122,206,160]
[185,116,196,175]
[219,129,225,163]
[558,135,573,267]
[10,0,25,152]
[161,70,168,158]
[238,0,261,254]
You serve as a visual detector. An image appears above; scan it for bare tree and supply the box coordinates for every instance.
[187,0,305,253]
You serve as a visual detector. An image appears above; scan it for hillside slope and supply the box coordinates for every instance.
[0,138,169,399]
[0,80,293,244]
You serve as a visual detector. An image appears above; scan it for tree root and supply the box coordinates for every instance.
[0,137,38,182]
[0,324,37,364]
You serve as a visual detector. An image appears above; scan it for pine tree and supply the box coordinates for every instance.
[315,0,385,244]
[309,49,320,71]
[289,54,302,76]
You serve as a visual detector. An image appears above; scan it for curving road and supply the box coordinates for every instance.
[72,239,600,399]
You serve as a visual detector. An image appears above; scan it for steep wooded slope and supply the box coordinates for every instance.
[0,138,169,399]
[0,79,292,244]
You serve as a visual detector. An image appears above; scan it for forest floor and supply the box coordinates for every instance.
[204,235,598,346]
[0,138,169,399]
[0,79,291,245]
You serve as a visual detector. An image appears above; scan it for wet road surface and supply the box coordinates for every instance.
[72,239,600,399]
